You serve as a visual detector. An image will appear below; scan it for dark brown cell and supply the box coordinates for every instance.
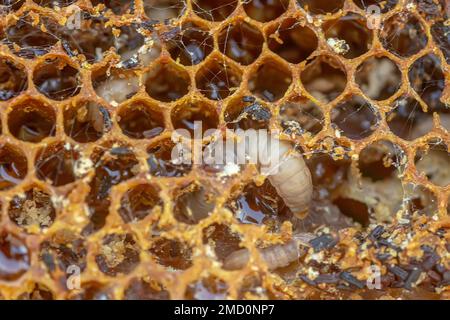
[35,142,80,186]
[124,278,170,300]
[248,60,292,102]
[0,233,30,281]
[243,0,290,22]
[167,22,213,66]
[279,96,324,136]
[333,197,370,227]
[195,61,242,100]
[118,102,164,139]
[225,98,271,130]
[0,0,25,11]
[297,0,345,15]
[147,139,192,177]
[171,101,219,135]
[331,96,379,140]
[8,99,56,143]
[355,56,402,101]
[0,144,27,191]
[33,57,81,100]
[68,282,113,300]
[173,185,215,224]
[119,184,163,223]
[8,187,56,229]
[202,223,241,261]
[358,140,403,181]
[192,0,238,21]
[150,238,192,270]
[0,57,27,101]
[145,63,190,102]
[267,19,318,64]
[17,283,54,300]
[185,276,229,300]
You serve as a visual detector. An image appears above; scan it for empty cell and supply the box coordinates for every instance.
[431,22,450,64]
[0,57,27,101]
[218,20,264,66]
[0,144,27,191]
[91,0,134,15]
[243,0,290,22]
[297,0,344,15]
[64,102,111,143]
[323,14,373,59]
[185,276,229,300]
[225,97,271,130]
[96,233,140,276]
[149,238,192,270]
[8,99,56,143]
[119,184,163,223]
[331,96,379,140]
[124,278,170,300]
[118,102,164,139]
[33,57,81,101]
[35,142,80,186]
[333,197,370,227]
[415,142,450,187]
[267,19,318,64]
[355,56,401,101]
[143,0,186,21]
[167,22,213,66]
[195,60,242,100]
[300,56,347,103]
[0,232,30,281]
[173,185,215,224]
[145,63,190,102]
[248,60,292,102]
[8,187,56,229]
[408,53,446,112]
[404,184,437,216]
[353,0,398,13]
[192,0,238,22]
[387,96,433,141]
[147,139,192,177]
[380,13,428,57]
[279,96,324,136]
[171,101,219,134]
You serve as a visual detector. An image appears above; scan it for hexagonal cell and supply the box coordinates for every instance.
[218,20,264,66]
[91,0,134,15]
[5,17,58,58]
[124,278,170,300]
[404,184,437,216]
[415,142,450,187]
[171,100,219,135]
[68,282,114,300]
[0,232,30,281]
[387,96,433,141]
[35,142,80,186]
[202,223,241,262]
[167,22,213,66]
[143,0,186,21]
[355,56,401,101]
[248,59,292,102]
[353,0,398,12]
[114,25,146,62]
[93,67,139,105]
[267,19,318,64]
[297,0,345,15]
[323,13,373,59]
[8,99,56,143]
[147,139,192,177]
[243,0,289,22]
[408,53,446,112]
[0,57,27,101]
[118,101,164,139]
[185,276,229,300]
[33,57,81,101]
[279,96,324,136]
[300,56,347,103]
[195,60,242,100]
[173,184,215,224]
[8,187,56,229]
[380,12,428,57]
[332,197,370,227]
[17,283,54,300]
[0,144,27,191]
[192,0,238,22]
[63,101,111,143]
[85,145,139,233]
[145,63,190,102]
[431,22,450,64]
[39,229,87,276]
[331,96,379,140]
[119,184,163,223]
[149,238,192,270]
[96,233,140,276]
[60,19,114,64]
[0,0,25,11]
[225,97,271,130]
[358,140,404,181]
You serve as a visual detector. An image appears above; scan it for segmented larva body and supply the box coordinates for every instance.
[223,233,315,271]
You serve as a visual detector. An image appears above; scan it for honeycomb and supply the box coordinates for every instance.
[0,0,449,300]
